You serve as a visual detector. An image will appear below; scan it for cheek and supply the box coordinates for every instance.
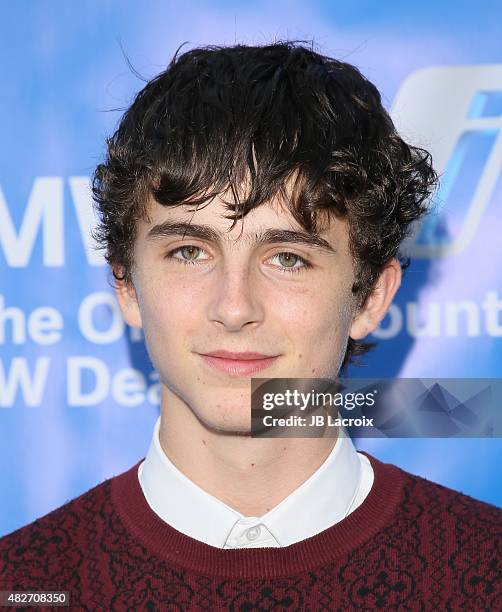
[276,284,353,367]
[275,283,350,334]
[139,276,207,352]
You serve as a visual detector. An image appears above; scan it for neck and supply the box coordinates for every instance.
[158,388,339,517]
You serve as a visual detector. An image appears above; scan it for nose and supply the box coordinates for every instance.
[207,265,264,331]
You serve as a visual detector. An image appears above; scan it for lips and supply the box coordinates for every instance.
[198,351,280,376]
[202,350,277,360]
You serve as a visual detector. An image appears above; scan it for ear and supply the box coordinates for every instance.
[113,266,143,329]
[349,258,402,340]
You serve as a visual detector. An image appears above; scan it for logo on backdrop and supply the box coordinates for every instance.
[391,64,502,258]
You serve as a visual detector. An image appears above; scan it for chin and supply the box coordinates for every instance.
[200,416,252,436]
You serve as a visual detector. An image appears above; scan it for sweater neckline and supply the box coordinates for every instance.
[111,450,406,580]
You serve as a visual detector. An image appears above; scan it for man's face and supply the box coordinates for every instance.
[119,190,360,433]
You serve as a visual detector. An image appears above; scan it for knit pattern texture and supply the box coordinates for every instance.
[1,452,500,611]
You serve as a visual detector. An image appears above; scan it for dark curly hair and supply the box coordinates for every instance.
[92,40,437,373]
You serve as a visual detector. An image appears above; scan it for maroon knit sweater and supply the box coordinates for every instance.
[0,452,500,610]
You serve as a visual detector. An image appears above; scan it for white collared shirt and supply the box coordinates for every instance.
[138,416,374,548]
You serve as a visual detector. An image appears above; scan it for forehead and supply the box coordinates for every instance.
[137,191,347,248]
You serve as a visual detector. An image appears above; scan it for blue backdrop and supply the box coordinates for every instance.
[1,0,501,537]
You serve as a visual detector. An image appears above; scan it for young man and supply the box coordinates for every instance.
[1,41,500,609]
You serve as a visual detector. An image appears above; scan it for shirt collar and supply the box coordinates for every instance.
[139,415,364,548]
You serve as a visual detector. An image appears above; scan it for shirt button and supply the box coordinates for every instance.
[246,526,261,541]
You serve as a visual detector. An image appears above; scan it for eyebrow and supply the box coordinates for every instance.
[145,221,337,254]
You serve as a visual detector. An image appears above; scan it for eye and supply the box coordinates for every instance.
[268,252,312,274]
[164,245,210,265]
[164,245,312,274]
